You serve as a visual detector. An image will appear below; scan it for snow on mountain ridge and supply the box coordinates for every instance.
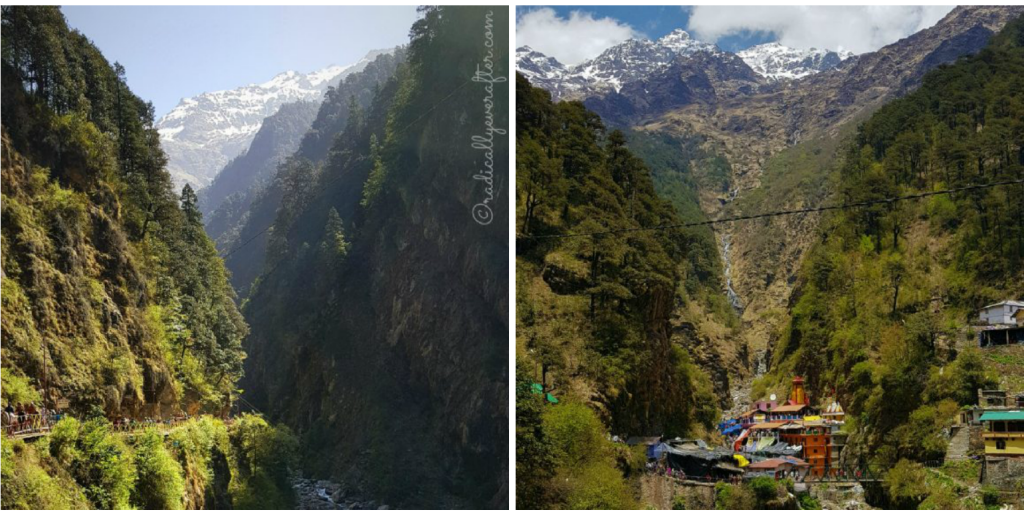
[736,42,854,81]
[157,48,393,191]
[516,29,721,99]
[516,31,850,100]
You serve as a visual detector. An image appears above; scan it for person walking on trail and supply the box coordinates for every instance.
[25,403,38,430]
[15,403,27,432]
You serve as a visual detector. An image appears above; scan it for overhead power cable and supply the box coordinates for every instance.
[524,178,1024,240]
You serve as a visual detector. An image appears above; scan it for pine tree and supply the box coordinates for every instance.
[360,133,386,207]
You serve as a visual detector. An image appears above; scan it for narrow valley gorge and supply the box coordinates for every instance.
[516,5,1024,509]
[2,5,508,510]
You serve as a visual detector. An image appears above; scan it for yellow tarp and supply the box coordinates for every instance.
[733,454,750,467]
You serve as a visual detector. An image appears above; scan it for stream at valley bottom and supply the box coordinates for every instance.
[291,476,389,510]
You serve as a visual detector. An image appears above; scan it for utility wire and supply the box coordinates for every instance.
[524,178,1024,240]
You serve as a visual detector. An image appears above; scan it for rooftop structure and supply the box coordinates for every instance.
[978,300,1024,325]
[979,410,1024,457]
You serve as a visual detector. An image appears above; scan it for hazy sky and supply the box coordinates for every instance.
[517,6,955,66]
[63,6,420,118]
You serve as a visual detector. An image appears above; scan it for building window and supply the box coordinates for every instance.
[996,440,1007,450]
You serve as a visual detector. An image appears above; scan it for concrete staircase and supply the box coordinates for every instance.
[946,424,973,462]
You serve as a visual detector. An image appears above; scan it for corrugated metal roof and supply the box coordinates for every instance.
[749,421,789,430]
[772,404,807,413]
[981,300,1024,310]
[979,411,1024,421]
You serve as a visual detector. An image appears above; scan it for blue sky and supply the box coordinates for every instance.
[63,6,419,118]
[521,6,771,53]
[516,6,954,66]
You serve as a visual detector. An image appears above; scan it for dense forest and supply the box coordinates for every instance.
[238,6,508,508]
[213,49,406,297]
[755,14,1024,509]
[1,3,244,429]
[515,75,723,509]
[0,6,301,510]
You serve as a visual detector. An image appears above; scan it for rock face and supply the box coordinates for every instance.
[199,100,319,221]
[240,8,507,508]
[1,131,179,415]
[156,49,393,191]
[585,50,765,126]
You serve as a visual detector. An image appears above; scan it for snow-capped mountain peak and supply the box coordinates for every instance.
[737,42,854,81]
[157,48,393,191]
[516,30,724,99]
[516,30,721,99]
[516,31,853,101]
[656,29,702,53]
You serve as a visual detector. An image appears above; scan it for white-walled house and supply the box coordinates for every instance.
[979,301,1024,325]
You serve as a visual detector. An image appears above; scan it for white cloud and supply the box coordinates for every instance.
[516,8,642,66]
[687,6,956,54]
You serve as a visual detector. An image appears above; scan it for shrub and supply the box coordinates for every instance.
[919,486,961,510]
[672,493,688,510]
[167,416,232,508]
[563,462,636,510]
[228,414,298,509]
[981,485,1000,507]
[0,369,41,406]
[132,429,185,509]
[715,481,755,510]
[1,434,91,509]
[749,475,779,503]
[49,417,137,509]
[884,459,927,509]
[541,402,606,469]
[798,492,821,510]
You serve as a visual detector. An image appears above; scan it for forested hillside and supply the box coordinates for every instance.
[1,5,245,419]
[239,7,508,508]
[757,14,1024,508]
[218,49,405,297]
[515,75,722,509]
[1,7,299,510]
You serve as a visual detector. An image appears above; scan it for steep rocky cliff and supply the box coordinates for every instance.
[1,6,246,417]
[200,100,319,221]
[239,7,508,508]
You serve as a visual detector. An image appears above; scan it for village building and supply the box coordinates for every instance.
[959,389,1024,425]
[779,421,833,477]
[978,300,1024,325]
[976,300,1024,347]
[979,410,1024,488]
[980,410,1024,457]
[767,403,815,421]
[745,457,810,480]
[822,400,846,424]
